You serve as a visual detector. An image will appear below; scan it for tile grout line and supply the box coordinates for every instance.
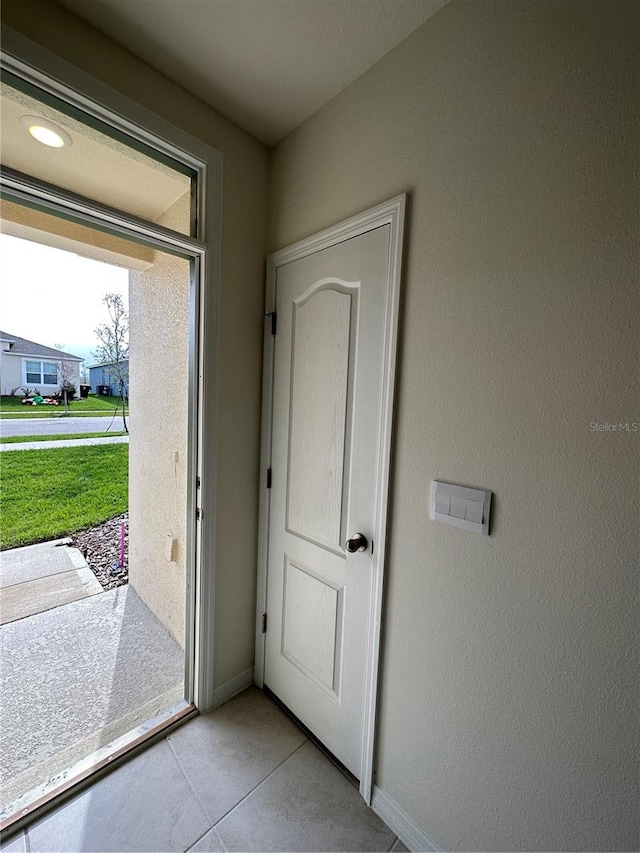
[167,725,308,844]
[209,737,310,833]
[184,824,227,853]
[165,735,212,829]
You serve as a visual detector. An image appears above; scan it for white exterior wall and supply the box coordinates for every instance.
[0,355,80,396]
[0,356,23,396]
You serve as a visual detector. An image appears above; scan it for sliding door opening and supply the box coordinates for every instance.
[0,205,194,821]
[0,60,214,829]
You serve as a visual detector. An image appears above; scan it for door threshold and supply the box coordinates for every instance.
[263,684,359,790]
[0,700,196,839]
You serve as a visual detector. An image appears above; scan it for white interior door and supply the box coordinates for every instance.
[264,223,393,778]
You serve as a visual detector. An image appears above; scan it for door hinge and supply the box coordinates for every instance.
[265,311,277,335]
[266,467,272,489]
[196,507,202,521]
[262,613,267,633]
[196,476,201,489]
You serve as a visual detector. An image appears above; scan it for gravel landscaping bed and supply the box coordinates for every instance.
[72,513,128,590]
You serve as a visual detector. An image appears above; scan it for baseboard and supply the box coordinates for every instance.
[211,667,254,708]
[371,785,441,852]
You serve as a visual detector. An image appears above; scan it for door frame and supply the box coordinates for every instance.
[255,194,406,802]
[0,24,222,715]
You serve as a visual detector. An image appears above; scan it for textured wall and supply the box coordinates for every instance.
[2,0,269,688]
[128,193,190,646]
[269,2,639,850]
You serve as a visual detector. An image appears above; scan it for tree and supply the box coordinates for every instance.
[55,345,76,415]
[93,293,129,433]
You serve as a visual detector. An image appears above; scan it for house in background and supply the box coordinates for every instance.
[0,331,83,396]
[87,360,129,397]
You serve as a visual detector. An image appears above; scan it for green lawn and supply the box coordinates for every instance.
[0,432,127,445]
[0,394,129,418]
[0,444,128,549]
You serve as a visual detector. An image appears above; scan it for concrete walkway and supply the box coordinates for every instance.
[0,435,129,452]
[0,540,103,624]
[0,538,79,587]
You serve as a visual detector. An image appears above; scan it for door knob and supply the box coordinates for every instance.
[345,533,368,553]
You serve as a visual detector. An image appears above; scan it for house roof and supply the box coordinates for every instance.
[87,359,129,370]
[0,331,83,362]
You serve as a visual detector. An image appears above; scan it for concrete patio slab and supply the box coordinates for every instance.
[0,585,184,814]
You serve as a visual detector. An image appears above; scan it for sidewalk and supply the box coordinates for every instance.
[0,539,102,624]
[0,435,129,452]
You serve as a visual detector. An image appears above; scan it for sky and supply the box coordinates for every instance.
[0,233,129,366]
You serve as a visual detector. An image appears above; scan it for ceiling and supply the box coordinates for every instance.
[1,82,190,223]
[55,0,448,146]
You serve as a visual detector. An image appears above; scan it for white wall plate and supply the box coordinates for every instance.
[430,481,492,535]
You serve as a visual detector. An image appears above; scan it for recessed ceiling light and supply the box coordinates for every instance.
[20,115,73,148]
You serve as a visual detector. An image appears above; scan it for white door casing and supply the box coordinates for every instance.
[255,195,406,801]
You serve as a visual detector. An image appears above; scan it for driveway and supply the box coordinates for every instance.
[0,416,127,438]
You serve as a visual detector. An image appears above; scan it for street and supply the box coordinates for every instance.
[0,417,128,438]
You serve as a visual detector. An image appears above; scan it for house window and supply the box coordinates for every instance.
[25,360,58,385]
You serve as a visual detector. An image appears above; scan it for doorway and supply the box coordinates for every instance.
[0,207,193,822]
[0,49,219,830]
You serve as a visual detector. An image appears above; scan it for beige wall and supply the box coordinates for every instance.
[2,0,269,687]
[128,193,190,646]
[1,199,154,270]
[4,1,638,849]
[270,2,639,851]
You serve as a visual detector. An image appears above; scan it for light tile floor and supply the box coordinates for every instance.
[1,688,409,853]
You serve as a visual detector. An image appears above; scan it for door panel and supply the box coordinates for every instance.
[287,284,356,552]
[265,224,391,778]
[282,558,344,698]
